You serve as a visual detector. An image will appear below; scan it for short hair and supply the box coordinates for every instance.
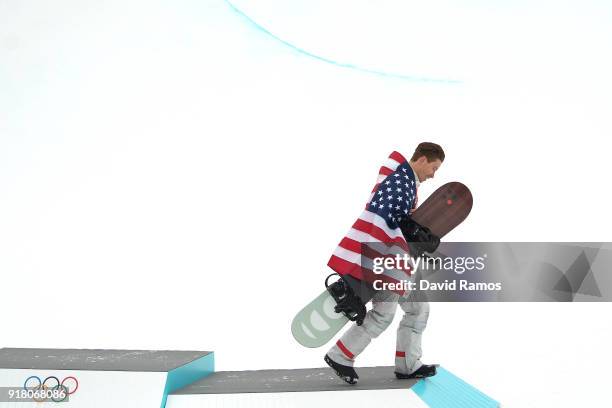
[410,142,445,162]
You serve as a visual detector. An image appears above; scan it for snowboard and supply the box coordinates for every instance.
[291,181,473,348]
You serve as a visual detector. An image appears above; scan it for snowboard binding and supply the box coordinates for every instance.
[325,273,367,326]
[398,218,440,256]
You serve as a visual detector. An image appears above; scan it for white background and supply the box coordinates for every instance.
[1,1,611,407]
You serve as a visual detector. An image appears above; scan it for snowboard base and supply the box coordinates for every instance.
[291,290,348,348]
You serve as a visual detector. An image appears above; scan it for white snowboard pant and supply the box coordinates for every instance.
[327,290,430,375]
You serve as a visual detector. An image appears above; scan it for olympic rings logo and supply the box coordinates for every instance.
[23,375,79,403]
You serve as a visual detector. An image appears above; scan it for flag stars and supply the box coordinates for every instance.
[368,166,418,224]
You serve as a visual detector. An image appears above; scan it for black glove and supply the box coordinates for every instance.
[398,218,440,255]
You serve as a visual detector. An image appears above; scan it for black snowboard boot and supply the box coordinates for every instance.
[324,354,359,385]
[395,364,437,379]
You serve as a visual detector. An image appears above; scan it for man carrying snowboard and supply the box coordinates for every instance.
[325,142,445,384]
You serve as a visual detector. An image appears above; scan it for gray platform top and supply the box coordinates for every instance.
[0,348,211,372]
[172,366,417,394]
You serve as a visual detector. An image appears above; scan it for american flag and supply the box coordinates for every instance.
[327,151,418,287]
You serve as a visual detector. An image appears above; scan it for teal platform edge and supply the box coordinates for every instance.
[413,366,499,407]
[160,352,215,408]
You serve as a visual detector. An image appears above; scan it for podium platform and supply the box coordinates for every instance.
[0,348,214,408]
[168,365,499,408]
[0,348,498,407]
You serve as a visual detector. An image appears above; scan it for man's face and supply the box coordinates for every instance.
[417,157,442,182]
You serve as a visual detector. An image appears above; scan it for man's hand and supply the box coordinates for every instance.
[398,218,440,255]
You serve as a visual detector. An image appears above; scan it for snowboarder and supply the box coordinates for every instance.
[324,142,445,384]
